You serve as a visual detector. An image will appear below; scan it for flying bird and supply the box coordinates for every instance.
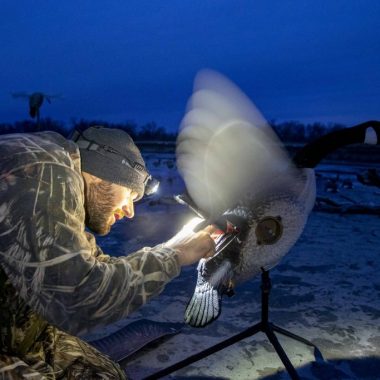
[12,92,61,120]
[175,69,380,327]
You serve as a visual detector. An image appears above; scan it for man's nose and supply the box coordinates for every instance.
[122,199,134,218]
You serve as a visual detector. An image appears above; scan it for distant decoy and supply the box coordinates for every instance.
[357,168,380,188]
[325,175,339,193]
[342,178,353,189]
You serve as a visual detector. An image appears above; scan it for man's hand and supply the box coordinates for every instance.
[165,222,216,266]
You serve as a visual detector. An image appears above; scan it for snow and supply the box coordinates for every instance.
[94,154,380,380]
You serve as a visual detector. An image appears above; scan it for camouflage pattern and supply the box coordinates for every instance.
[0,323,125,379]
[0,131,181,378]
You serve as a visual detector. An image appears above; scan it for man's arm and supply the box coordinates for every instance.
[0,163,183,336]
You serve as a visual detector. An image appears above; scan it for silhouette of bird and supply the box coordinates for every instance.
[12,92,61,126]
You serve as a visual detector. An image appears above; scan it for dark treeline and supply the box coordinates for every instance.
[0,118,346,143]
[270,120,346,143]
[0,119,178,141]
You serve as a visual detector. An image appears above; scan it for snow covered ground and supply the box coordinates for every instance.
[93,153,380,380]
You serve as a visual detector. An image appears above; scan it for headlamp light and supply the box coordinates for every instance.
[144,176,160,196]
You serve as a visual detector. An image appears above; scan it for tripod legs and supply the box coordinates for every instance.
[272,323,324,362]
[144,270,322,379]
[265,326,300,380]
[272,324,315,346]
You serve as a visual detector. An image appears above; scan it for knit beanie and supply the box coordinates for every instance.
[75,126,148,199]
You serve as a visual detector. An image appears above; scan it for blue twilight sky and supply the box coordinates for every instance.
[1,1,379,132]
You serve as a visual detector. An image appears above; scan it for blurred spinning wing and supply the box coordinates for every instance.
[176,69,294,219]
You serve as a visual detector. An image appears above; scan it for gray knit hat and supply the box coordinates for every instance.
[74,126,148,200]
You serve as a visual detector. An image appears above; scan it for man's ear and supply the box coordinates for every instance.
[82,171,103,185]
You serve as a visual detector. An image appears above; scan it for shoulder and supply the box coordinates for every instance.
[0,131,82,179]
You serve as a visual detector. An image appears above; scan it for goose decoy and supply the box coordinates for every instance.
[175,69,380,327]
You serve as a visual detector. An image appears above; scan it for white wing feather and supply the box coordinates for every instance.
[176,69,295,219]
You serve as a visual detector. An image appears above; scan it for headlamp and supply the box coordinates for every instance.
[144,176,160,196]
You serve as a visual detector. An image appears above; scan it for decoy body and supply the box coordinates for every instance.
[175,69,380,327]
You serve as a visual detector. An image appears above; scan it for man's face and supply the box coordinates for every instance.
[83,174,139,235]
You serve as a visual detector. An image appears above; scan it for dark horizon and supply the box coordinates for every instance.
[0,116,358,146]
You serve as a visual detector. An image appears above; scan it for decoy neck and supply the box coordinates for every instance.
[293,120,380,168]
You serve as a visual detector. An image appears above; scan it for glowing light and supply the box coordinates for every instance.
[182,216,204,233]
[145,177,160,196]
[165,217,205,246]
[149,181,159,194]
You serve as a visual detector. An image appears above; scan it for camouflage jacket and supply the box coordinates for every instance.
[0,131,180,353]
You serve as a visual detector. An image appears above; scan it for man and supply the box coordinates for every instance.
[0,126,215,379]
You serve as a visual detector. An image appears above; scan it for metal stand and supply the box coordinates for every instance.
[144,270,323,380]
